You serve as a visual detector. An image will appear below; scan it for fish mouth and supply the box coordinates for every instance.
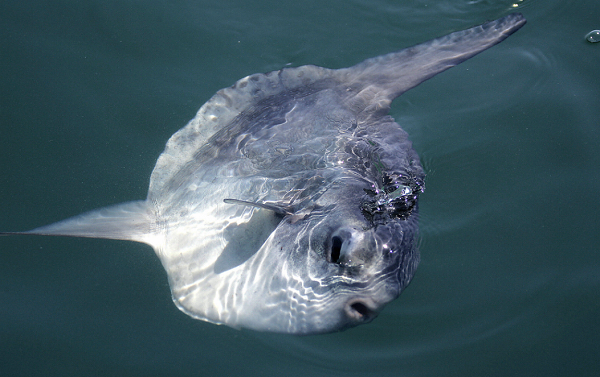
[345,298,379,323]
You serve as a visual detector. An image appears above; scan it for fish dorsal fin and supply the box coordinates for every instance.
[338,13,526,112]
[149,65,334,197]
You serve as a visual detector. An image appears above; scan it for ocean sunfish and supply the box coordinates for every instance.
[2,14,526,334]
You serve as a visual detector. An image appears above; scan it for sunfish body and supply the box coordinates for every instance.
[3,14,525,334]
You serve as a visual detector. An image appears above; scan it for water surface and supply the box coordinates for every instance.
[1,1,599,376]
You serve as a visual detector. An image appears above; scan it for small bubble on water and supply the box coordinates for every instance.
[585,30,600,43]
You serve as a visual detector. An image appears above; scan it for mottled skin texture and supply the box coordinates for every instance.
[148,84,424,333]
[2,14,526,334]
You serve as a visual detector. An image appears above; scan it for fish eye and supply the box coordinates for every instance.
[330,235,343,264]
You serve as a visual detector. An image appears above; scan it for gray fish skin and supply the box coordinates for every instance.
[2,14,526,334]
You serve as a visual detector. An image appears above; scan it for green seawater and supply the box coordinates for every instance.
[1,1,599,376]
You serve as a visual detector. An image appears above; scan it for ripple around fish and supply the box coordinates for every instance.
[246,268,561,375]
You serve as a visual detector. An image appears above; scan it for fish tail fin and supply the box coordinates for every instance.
[1,201,160,247]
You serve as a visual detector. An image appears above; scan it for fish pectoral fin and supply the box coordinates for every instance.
[223,198,293,216]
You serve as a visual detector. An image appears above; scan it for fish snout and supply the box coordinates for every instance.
[344,298,379,324]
